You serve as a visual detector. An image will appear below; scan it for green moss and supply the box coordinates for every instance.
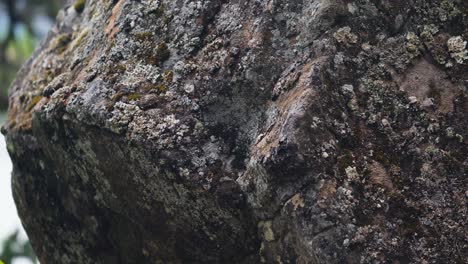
[115,63,127,73]
[6,140,15,154]
[111,91,125,102]
[73,0,86,13]
[155,84,168,93]
[127,93,142,101]
[73,28,90,48]
[105,65,125,82]
[108,63,127,75]
[258,221,275,242]
[26,96,43,111]
[163,70,173,83]
[134,32,153,42]
[140,82,154,92]
[8,119,16,130]
[109,40,116,50]
[139,82,168,93]
[44,69,55,83]
[36,68,56,88]
[53,34,72,54]
[155,42,170,64]
[106,91,125,110]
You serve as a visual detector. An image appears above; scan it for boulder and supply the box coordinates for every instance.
[2,0,467,263]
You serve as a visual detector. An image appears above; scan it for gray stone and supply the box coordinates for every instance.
[2,0,467,263]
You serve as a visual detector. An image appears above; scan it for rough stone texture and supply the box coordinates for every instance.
[2,0,467,263]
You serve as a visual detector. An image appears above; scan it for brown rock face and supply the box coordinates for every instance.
[2,0,467,263]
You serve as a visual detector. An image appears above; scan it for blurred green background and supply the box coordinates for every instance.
[0,0,64,110]
[1,1,64,263]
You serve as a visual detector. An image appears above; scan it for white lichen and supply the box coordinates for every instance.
[258,221,275,242]
[447,36,468,64]
[334,27,358,46]
[345,166,359,181]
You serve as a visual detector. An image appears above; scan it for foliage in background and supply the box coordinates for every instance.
[0,0,64,110]
[0,28,35,109]
[0,1,64,263]
[0,230,36,264]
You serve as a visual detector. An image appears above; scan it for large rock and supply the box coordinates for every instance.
[2,0,467,263]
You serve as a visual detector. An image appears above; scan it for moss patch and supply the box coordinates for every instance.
[44,69,56,83]
[53,34,72,54]
[155,42,170,64]
[155,84,168,93]
[163,70,173,83]
[73,28,90,49]
[107,63,127,76]
[26,96,43,111]
[127,93,142,101]
[134,32,153,42]
[140,83,168,93]
[73,0,86,13]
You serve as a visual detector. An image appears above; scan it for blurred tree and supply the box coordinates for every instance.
[0,1,65,263]
[0,229,37,264]
[0,0,65,110]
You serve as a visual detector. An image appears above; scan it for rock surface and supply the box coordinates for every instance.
[2,0,467,263]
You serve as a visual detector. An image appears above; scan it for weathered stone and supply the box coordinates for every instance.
[2,0,467,263]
